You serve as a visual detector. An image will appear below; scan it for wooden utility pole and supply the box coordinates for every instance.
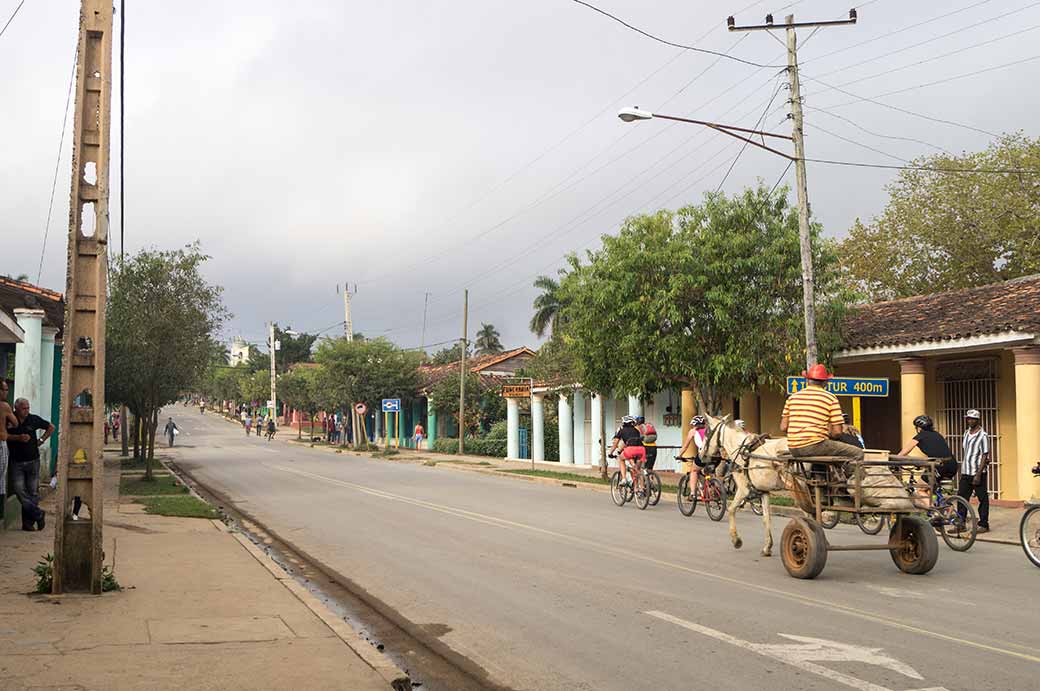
[53,0,114,594]
[458,289,468,454]
[729,10,857,370]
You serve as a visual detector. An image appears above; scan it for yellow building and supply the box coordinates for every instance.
[729,276,1040,504]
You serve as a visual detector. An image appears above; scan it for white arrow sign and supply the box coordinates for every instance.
[646,610,949,691]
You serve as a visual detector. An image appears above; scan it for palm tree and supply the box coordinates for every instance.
[474,323,503,355]
[529,275,563,338]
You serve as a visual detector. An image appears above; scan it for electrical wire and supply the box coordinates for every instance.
[568,0,780,68]
[810,122,908,163]
[37,47,78,285]
[714,77,783,193]
[805,158,1040,175]
[855,52,1040,100]
[802,105,952,155]
[0,0,25,40]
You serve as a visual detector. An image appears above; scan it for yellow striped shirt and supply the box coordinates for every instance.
[782,385,843,448]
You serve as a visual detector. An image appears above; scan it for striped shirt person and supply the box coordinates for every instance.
[957,408,991,532]
[780,365,864,463]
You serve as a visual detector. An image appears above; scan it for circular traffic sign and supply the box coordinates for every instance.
[355,402,367,415]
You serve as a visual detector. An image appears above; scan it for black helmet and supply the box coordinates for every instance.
[913,415,933,430]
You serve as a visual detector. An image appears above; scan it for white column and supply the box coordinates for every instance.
[13,309,45,409]
[531,394,545,462]
[39,326,58,466]
[506,397,520,460]
[591,392,604,469]
[572,389,586,465]
[628,394,643,419]
[558,393,573,464]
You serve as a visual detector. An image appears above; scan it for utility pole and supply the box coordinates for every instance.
[342,283,355,342]
[118,0,128,460]
[53,0,114,594]
[269,323,277,424]
[458,289,468,454]
[729,10,857,370]
[419,291,430,359]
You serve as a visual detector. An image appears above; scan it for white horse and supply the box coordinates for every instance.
[702,414,800,557]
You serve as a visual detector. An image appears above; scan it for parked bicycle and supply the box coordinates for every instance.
[1021,463,1040,568]
[675,457,727,521]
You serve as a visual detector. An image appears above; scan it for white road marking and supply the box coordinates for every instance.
[645,611,947,691]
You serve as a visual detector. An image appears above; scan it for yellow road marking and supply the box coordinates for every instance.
[267,463,1040,665]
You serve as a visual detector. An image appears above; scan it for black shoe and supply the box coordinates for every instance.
[22,523,35,531]
[36,511,46,531]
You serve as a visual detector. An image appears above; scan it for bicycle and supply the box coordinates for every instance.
[675,457,727,521]
[718,458,763,516]
[609,454,656,510]
[1021,463,1040,568]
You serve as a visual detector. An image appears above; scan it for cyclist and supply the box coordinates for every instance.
[898,414,955,477]
[609,415,645,488]
[635,416,658,470]
[676,415,708,496]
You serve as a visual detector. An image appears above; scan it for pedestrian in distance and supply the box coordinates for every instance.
[257,414,264,437]
[163,417,179,447]
[266,418,276,441]
[958,409,991,534]
[244,414,253,436]
[0,380,18,519]
[7,397,54,531]
[413,422,425,449]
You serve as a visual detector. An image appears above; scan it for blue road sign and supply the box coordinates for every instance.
[381,398,401,413]
[786,376,889,398]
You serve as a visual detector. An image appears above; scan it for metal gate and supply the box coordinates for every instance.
[519,427,529,459]
[935,359,1001,498]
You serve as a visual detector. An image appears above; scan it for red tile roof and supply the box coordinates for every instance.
[843,274,1040,350]
[0,276,65,336]
[419,347,534,390]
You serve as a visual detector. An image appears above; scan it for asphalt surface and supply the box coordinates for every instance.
[169,409,1039,691]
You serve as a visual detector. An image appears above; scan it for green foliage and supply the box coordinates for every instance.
[841,133,1040,299]
[526,336,582,386]
[432,437,506,457]
[430,342,470,365]
[272,324,318,369]
[529,274,566,338]
[238,369,270,407]
[432,438,459,454]
[33,554,53,594]
[474,323,504,355]
[557,185,848,413]
[429,371,503,436]
[101,565,121,592]
[314,337,421,412]
[278,367,323,434]
[119,474,188,496]
[138,495,220,518]
[485,419,509,439]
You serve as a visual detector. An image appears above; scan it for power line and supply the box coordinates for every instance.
[806,158,1040,175]
[568,0,780,68]
[0,0,25,40]
[37,47,78,285]
[802,105,952,154]
[855,52,1040,100]
[810,122,908,163]
[715,77,783,193]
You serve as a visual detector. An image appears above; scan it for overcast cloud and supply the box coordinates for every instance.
[4,0,1038,354]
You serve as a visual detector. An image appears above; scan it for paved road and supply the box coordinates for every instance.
[169,409,1039,691]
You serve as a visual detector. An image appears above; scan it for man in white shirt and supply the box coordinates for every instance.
[958,409,990,533]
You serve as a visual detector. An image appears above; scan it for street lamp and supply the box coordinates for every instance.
[617,104,819,370]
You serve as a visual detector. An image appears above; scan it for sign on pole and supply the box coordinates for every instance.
[355,402,368,415]
[502,383,532,398]
[786,376,889,397]
[382,399,401,413]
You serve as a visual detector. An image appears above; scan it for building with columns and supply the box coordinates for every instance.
[1,276,65,528]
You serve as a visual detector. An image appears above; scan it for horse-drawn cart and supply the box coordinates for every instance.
[763,454,940,579]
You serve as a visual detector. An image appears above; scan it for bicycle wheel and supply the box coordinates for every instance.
[856,512,886,535]
[677,474,696,516]
[634,476,651,510]
[749,495,763,516]
[706,478,727,522]
[939,496,977,552]
[610,471,628,507]
[1021,506,1040,568]
[647,471,662,506]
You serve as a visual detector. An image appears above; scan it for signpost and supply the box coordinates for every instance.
[382,399,401,449]
[502,383,532,398]
[786,376,889,433]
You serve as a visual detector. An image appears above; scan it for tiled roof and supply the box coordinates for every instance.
[419,347,533,390]
[0,276,65,336]
[843,274,1040,350]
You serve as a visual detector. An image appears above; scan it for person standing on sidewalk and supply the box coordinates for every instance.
[958,409,991,534]
[244,413,253,436]
[163,417,179,447]
[413,422,425,449]
[0,380,19,512]
[266,417,276,441]
[7,398,54,531]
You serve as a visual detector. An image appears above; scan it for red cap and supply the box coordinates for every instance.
[803,364,833,381]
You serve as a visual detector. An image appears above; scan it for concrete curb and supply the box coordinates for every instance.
[229,530,411,690]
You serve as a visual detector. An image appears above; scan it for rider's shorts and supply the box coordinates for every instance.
[622,445,646,463]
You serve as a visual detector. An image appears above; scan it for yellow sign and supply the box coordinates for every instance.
[502,383,532,398]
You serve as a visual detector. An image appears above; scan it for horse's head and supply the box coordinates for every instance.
[702,413,751,462]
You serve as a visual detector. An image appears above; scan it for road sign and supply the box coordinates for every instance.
[502,383,531,398]
[786,376,889,397]
[355,402,367,415]
[267,399,275,408]
[382,398,401,413]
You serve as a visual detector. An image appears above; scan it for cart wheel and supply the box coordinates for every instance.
[856,512,886,535]
[677,474,696,516]
[820,509,840,529]
[889,515,939,575]
[781,517,828,579]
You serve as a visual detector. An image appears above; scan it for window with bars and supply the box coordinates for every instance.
[935,359,1001,499]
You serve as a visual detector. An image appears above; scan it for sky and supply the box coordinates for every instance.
[4,0,1039,355]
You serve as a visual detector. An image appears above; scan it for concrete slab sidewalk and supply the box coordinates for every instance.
[0,456,400,690]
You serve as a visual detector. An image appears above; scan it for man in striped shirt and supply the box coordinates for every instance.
[781,364,864,463]
[957,409,990,533]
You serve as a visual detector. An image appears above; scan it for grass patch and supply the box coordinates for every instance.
[439,459,493,467]
[137,495,219,519]
[499,468,614,486]
[119,473,188,496]
[119,456,167,472]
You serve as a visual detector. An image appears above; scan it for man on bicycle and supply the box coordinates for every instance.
[609,415,645,487]
[676,415,708,496]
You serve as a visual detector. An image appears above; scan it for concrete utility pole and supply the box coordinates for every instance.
[420,291,430,358]
[342,283,354,342]
[269,323,277,423]
[53,0,114,594]
[729,10,857,371]
[458,289,468,454]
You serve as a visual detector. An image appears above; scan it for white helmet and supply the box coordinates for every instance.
[734,419,746,430]
[965,409,981,420]
[621,415,636,425]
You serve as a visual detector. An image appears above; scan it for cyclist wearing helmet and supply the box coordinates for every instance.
[899,415,956,479]
[609,415,645,487]
[676,415,709,494]
[636,416,658,470]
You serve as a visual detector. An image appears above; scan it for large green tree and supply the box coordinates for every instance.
[474,323,503,355]
[558,184,848,413]
[106,244,228,477]
[278,367,322,439]
[430,341,470,365]
[529,274,566,338]
[841,133,1040,300]
[271,324,318,369]
[313,337,421,414]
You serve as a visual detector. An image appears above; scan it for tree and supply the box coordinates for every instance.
[106,244,228,478]
[430,342,469,365]
[558,184,849,414]
[474,323,503,355]
[278,367,322,439]
[841,133,1040,300]
[429,371,489,438]
[272,325,318,369]
[239,369,270,409]
[529,274,566,338]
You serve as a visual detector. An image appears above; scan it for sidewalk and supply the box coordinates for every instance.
[0,453,403,690]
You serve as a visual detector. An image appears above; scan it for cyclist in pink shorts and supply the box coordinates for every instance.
[608,415,645,487]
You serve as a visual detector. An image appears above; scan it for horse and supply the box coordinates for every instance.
[701,414,797,557]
